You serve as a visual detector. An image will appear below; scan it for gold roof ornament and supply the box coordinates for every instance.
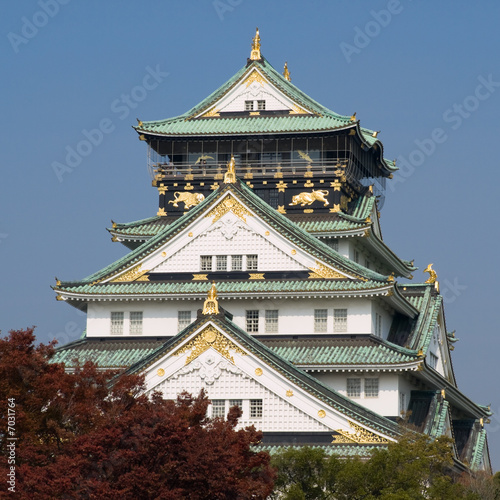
[136,118,143,127]
[202,283,219,315]
[250,27,261,61]
[350,112,357,122]
[224,155,236,184]
[283,61,291,81]
[424,263,438,286]
[372,130,380,138]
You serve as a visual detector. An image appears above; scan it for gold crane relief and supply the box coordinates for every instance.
[289,190,329,207]
[168,192,205,210]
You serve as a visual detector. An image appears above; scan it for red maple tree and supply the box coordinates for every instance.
[0,328,275,499]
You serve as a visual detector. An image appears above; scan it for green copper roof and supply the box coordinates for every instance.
[135,56,396,173]
[52,337,165,369]
[124,312,402,439]
[470,429,488,471]
[58,278,389,297]
[262,337,419,367]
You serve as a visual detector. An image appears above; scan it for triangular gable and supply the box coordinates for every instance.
[122,190,359,281]
[56,179,390,291]
[125,313,400,443]
[193,66,312,118]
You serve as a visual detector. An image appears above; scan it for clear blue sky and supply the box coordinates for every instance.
[2,0,499,470]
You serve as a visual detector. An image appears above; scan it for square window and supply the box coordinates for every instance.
[229,399,242,410]
[216,255,227,271]
[246,255,258,271]
[178,311,192,332]
[245,100,254,111]
[212,400,226,418]
[347,378,361,398]
[314,309,328,333]
[231,255,243,271]
[130,311,143,335]
[200,255,212,272]
[246,310,259,333]
[265,310,279,333]
[333,309,347,333]
[250,399,262,418]
[110,312,124,335]
[327,239,339,252]
[365,378,379,398]
[257,100,266,110]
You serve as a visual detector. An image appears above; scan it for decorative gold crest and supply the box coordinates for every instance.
[173,325,246,365]
[332,421,390,444]
[111,264,149,282]
[206,194,252,223]
[308,261,346,279]
[255,367,263,376]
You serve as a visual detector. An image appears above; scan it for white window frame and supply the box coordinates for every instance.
[246,254,258,271]
[129,311,143,335]
[231,255,243,271]
[364,378,379,398]
[200,255,212,272]
[250,399,263,418]
[245,100,254,111]
[110,312,124,335]
[314,309,328,333]
[246,310,259,333]
[257,100,266,110]
[265,310,279,333]
[429,352,438,370]
[347,378,361,398]
[178,311,192,332]
[211,399,226,418]
[333,308,347,333]
[216,255,227,271]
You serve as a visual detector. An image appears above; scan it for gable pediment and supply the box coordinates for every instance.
[109,191,359,282]
[194,68,313,118]
[134,319,395,441]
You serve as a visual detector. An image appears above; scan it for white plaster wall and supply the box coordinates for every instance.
[370,300,392,340]
[314,372,400,417]
[216,77,299,113]
[86,301,201,337]
[155,363,329,431]
[86,297,373,337]
[151,219,306,274]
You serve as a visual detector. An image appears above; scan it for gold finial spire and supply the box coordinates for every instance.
[250,27,261,60]
[283,62,291,81]
[224,155,236,184]
[202,283,219,315]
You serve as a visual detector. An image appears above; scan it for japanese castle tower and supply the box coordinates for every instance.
[53,30,491,472]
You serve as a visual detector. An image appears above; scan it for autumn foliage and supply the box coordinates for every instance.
[0,328,275,499]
